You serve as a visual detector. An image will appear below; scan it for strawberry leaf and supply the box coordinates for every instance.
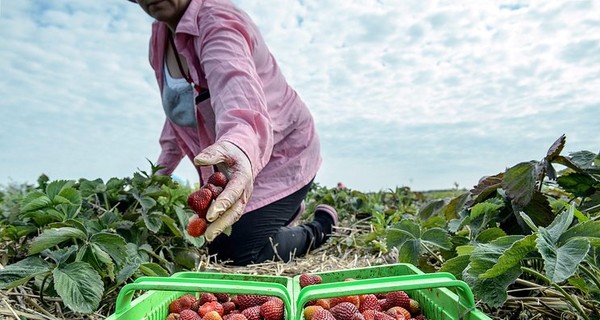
[0,257,52,289]
[29,227,87,255]
[53,262,103,314]
[502,161,537,208]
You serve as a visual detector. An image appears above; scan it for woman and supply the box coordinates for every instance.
[128,0,338,266]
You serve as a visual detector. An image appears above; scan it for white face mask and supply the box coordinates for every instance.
[162,65,197,127]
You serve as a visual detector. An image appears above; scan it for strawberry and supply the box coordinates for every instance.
[203,310,224,320]
[223,314,247,320]
[330,295,360,308]
[208,172,229,188]
[215,293,231,303]
[351,313,366,320]
[303,305,325,320]
[180,294,197,308]
[414,315,426,320]
[385,292,410,310]
[169,299,186,314]
[372,311,395,320]
[260,297,284,320]
[241,305,262,320]
[188,188,213,217]
[312,309,336,320]
[236,295,269,310]
[205,183,224,200]
[408,300,420,316]
[330,302,359,320]
[166,313,181,320]
[378,299,388,311]
[198,301,225,317]
[187,217,208,237]
[198,293,218,305]
[299,273,322,288]
[359,294,381,313]
[222,301,236,314]
[386,307,411,320]
[362,310,376,320]
[314,299,331,310]
[180,309,201,320]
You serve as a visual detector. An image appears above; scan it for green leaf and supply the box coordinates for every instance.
[546,205,575,244]
[476,228,507,243]
[440,192,469,220]
[456,245,475,256]
[142,212,163,233]
[557,172,597,198]
[53,262,103,314]
[57,187,82,206]
[480,234,537,279]
[421,228,452,250]
[46,180,75,200]
[131,190,157,213]
[537,228,591,283]
[569,150,598,169]
[418,199,445,221]
[139,263,170,277]
[545,134,566,161]
[397,239,421,265]
[0,257,52,289]
[175,207,206,247]
[470,202,503,221]
[558,220,600,245]
[79,178,106,198]
[522,191,555,228]
[502,161,537,207]
[29,227,88,255]
[91,243,116,280]
[160,213,183,237]
[439,254,470,279]
[43,245,78,265]
[90,233,129,268]
[116,243,143,284]
[20,191,52,213]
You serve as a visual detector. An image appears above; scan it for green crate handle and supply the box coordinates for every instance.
[296,273,475,309]
[114,277,291,315]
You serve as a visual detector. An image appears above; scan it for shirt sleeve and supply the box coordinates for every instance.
[156,120,185,176]
[195,13,273,179]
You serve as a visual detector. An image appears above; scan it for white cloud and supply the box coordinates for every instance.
[1,0,599,192]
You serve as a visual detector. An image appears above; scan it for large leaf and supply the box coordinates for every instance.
[0,257,52,289]
[90,232,129,268]
[463,235,524,307]
[131,190,157,213]
[116,243,144,284]
[502,161,537,207]
[142,211,163,233]
[470,202,503,221]
[29,227,88,254]
[557,172,597,198]
[476,228,507,243]
[545,134,566,161]
[558,220,600,245]
[521,191,554,228]
[480,234,537,279]
[53,262,103,314]
[439,254,470,279]
[20,191,52,213]
[536,228,591,283]
[545,205,575,244]
[78,178,107,198]
[161,213,183,237]
[139,263,170,277]
[418,199,445,221]
[421,228,452,250]
[569,150,599,169]
[46,180,75,200]
[440,192,469,220]
[468,173,503,206]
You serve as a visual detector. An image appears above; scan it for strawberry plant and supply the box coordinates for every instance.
[0,162,204,314]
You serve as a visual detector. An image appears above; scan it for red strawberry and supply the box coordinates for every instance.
[208,172,229,188]
[205,183,224,200]
[188,188,213,217]
[414,315,426,320]
[378,299,388,311]
[386,307,411,320]
[260,297,284,320]
[187,217,208,237]
[224,314,248,320]
[241,305,262,320]
[203,310,224,320]
[352,313,366,320]
[373,311,395,320]
[408,300,420,316]
[222,301,236,314]
[314,299,331,310]
[180,309,201,320]
[180,294,197,308]
[304,305,325,320]
[359,294,381,313]
[199,293,218,305]
[198,301,224,317]
[330,302,359,320]
[170,299,186,314]
[330,295,360,308]
[166,313,182,320]
[312,309,336,320]
[236,295,269,310]
[385,292,410,310]
[215,293,231,303]
[299,273,322,288]
[362,310,376,320]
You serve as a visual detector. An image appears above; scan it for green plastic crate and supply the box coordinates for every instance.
[106,272,293,320]
[106,264,489,320]
[292,264,490,320]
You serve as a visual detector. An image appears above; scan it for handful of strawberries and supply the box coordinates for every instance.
[186,172,229,238]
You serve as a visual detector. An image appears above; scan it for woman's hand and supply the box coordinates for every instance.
[194,141,253,242]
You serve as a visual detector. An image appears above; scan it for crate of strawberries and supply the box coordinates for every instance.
[293,265,491,320]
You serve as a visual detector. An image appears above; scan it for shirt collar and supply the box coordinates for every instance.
[175,0,203,36]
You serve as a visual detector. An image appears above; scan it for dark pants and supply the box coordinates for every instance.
[207,181,323,266]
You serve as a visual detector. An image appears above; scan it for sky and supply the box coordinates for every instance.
[1,0,599,192]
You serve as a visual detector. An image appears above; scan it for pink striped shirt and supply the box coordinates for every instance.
[149,0,321,212]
